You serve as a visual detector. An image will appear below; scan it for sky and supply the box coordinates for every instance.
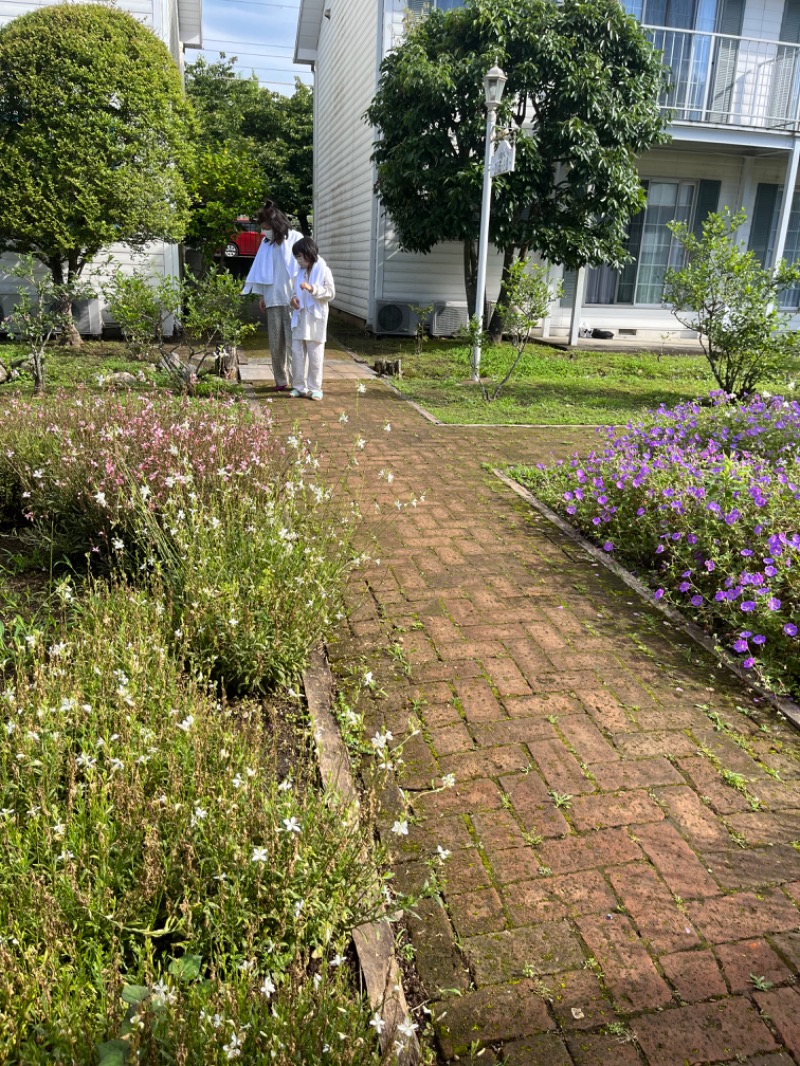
[194,0,313,94]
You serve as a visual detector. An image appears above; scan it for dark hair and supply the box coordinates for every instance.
[292,237,319,268]
[256,201,290,243]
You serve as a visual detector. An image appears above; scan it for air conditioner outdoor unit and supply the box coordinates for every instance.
[430,302,469,337]
[373,301,419,336]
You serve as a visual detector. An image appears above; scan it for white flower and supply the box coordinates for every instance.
[384,423,391,432]
[251,847,269,863]
[111,537,124,552]
[52,822,66,838]
[109,758,124,772]
[56,849,74,862]
[391,820,409,836]
[363,671,375,687]
[397,1018,418,1039]
[32,468,44,480]
[287,687,299,699]
[370,729,392,750]
[355,437,366,450]
[369,1013,385,1034]
[232,773,243,789]
[191,806,207,827]
[330,953,345,968]
[357,382,367,394]
[238,958,256,973]
[177,715,194,732]
[441,773,456,789]
[278,778,292,792]
[140,484,151,501]
[281,817,301,834]
[151,980,177,1006]
[294,899,304,917]
[338,412,349,423]
[437,845,451,862]
[94,490,107,507]
[222,1032,243,1059]
[260,975,276,999]
[245,767,257,778]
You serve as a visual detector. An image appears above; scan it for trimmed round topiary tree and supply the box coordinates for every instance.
[0,3,196,342]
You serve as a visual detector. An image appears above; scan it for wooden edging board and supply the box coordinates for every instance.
[493,469,800,733]
[302,647,420,1066]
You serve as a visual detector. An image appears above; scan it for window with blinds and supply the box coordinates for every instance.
[563,178,720,307]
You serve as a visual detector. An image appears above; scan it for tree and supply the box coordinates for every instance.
[365,0,668,326]
[664,208,800,397]
[1,255,92,394]
[481,259,562,400]
[0,3,195,344]
[186,145,265,267]
[185,59,313,238]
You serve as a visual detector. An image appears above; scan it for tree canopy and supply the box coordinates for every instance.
[185,57,313,243]
[0,3,195,288]
[366,0,669,315]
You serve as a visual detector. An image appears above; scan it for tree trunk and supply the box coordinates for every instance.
[51,254,83,347]
[488,246,520,343]
[463,240,478,319]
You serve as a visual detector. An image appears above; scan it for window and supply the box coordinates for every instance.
[749,182,800,307]
[567,178,720,307]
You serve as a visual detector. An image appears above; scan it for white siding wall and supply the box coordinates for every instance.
[0,0,185,329]
[312,0,379,320]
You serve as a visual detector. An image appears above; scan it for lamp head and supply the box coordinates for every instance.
[484,65,507,109]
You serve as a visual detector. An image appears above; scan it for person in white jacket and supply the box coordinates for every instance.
[241,201,304,391]
[289,237,336,401]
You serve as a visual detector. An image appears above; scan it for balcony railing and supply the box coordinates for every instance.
[644,25,800,131]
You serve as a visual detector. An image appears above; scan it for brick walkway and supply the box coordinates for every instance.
[254,357,800,1066]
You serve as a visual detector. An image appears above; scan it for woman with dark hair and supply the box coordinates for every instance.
[289,237,335,401]
[241,201,304,391]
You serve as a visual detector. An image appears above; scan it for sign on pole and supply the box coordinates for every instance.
[490,137,516,177]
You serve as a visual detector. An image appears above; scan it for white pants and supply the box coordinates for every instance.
[291,338,325,394]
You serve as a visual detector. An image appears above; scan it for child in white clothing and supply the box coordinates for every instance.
[289,237,335,401]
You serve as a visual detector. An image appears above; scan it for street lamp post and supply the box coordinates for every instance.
[471,63,508,382]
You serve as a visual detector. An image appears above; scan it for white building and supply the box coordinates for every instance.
[295,0,800,342]
[0,0,202,334]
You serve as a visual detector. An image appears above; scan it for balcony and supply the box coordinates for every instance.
[645,25,800,132]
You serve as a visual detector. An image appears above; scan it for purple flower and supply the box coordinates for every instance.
[705,560,716,572]
[741,601,756,612]
[742,657,756,668]
[733,638,749,653]
[752,634,766,645]
[767,598,782,610]
[603,541,614,552]
[784,623,798,637]
[654,589,665,600]
[690,595,703,607]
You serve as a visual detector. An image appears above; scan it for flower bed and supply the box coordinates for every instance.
[0,392,351,691]
[0,393,400,1062]
[512,393,800,698]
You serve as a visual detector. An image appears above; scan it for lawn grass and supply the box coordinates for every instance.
[0,338,253,397]
[330,320,725,425]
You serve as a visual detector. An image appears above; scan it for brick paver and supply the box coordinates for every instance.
[254,352,800,1065]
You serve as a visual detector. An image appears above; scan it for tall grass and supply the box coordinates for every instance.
[0,392,353,691]
[0,580,386,1063]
